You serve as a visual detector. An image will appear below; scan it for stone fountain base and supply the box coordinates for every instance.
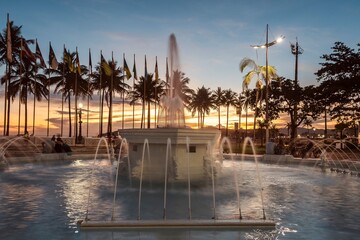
[118,128,221,182]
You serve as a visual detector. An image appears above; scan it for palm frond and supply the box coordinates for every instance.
[239,58,257,72]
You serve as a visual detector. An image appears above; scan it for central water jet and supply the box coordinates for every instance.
[118,34,221,182]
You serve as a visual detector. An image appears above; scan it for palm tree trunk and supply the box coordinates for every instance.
[24,86,28,134]
[198,111,200,128]
[32,90,36,135]
[201,110,204,128]
[147,100,150,129]
[141,100,145,129]
[253,108,257,141]
[68,95,72,137]
[6,93,11,135]
[17,87,21,135]
[218,107,221,130]
[245,106,248,137]
[100,89,105,136]
[226,105,229,136]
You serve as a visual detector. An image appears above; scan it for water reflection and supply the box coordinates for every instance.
[0,160,360,239]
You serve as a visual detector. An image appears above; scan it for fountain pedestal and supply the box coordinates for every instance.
[118,128,221,182]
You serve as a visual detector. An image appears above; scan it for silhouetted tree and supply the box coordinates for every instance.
[315,42,360,135]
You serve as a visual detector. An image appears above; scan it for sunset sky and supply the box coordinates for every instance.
[1,0,359,136]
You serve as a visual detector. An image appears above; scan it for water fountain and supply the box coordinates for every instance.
[118,34,221,182]
[80,136,276,230]
[77,34,276,230]
[2,136,360,239]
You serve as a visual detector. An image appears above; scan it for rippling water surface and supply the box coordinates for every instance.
[0,159,359,240]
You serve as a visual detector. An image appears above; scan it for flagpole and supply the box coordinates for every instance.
[132,54,135,129]
[87,48,92,137]
[32,38,38,135]
[154,56,158,128]
[75,47,79,142]
[165,57,169,125]
[3,13,12,136]
[61,45,65,137]
[47,42,51,137]
[122,53,125,129]
[107,52,115,137]
[142,55,147,129]
[99,50,103,137]
[32,39,38,135]
[18,38,23,135]
[4,61,8,135]
[108,51,114,136]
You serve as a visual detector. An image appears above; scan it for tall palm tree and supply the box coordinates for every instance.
[223,89,238,136]
[189,86,215,128]
[234,91,246,135]
[0,21,26,135]
[171,70,195,111]
[240,57,278,140]
[212,87,225,130]
[47,50,90,137]
[130,73,165,129]
[257,119,267,145]
[7,57,47,134]
[91,58,129,134]
[243,89,252,137]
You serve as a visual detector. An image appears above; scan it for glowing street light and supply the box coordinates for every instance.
[251,24,284,143]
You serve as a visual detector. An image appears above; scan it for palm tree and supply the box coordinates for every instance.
[189,86,215,128]
[0,20,26,135]
[171,70,194,111]
[243,89,252,137]
[223,89,238,136]
[91,58,129,135]
[130,73,165,128]
[7,57,48,134]
[47,50,90,137]
[234,91,246,134]
[240,57,278,140]
[257,119,267,145]
[212,87,225,130]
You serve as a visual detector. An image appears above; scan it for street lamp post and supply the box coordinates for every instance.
[251,24,284,143]
[78,103,83,144]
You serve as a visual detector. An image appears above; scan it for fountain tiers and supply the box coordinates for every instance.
[118,128,221,182]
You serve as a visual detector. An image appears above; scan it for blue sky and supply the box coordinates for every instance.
[2,0,359,90]
[1,0,360,135]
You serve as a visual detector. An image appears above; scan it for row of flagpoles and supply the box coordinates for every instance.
[4,14,166,137]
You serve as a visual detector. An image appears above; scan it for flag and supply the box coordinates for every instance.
[101,54,112,76]
[133,55,138,80]
[63,47,74,72]
[49,43,58,69]
[89,49,92,69]
[123,57,132,79]
[155,56,159,80]
[76,50,81,74]
[144,55,148,79]
[6,14,12,63]
[21,39,36,63]
[35,40,46,68]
